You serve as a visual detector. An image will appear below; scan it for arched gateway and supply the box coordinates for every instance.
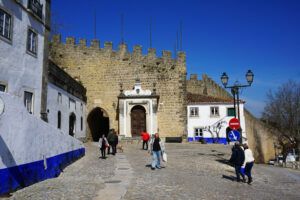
[87,107,109,141]
[118,79,159,137]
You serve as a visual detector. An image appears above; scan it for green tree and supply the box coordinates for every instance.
[262,80,300,156]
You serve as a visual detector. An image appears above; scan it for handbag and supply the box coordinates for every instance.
[162,152,167,162]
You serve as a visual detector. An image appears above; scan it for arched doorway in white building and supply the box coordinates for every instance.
[69,113,76,137]
[131,105,146,137]
[87,107,110,141]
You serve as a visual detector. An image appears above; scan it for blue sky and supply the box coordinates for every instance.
[52,0,300,117]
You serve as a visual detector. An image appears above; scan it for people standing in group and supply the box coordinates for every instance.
[107,129,114,155]
[107,129,119,155]
[149,133,165,170]
[243,143,255,184]
[141,130,150,150]
[111,130,119,155]
[99,134,109,159]
[229,142,246,182]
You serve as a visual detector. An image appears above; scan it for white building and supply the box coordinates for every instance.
[118,79,159,137]
[47,60,87,141]
[187,93,246,144]
[0,0,49,118]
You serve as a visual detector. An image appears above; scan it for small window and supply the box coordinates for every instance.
[210,106,219,117]
[0,8,12,41]
[190,107,199,117]
[69,98,76,110]
[194,128,203,137]
[227,108,236,117]
[57,111,61,129]
[57,92,62,104]
[28,0,43,20]
[0,84,6,92]
[80,103,83,112]
[27,28,37,55]
[80,116,83,131]
[24,91,33,114]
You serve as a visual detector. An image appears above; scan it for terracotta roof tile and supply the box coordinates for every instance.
[187,92,244,104]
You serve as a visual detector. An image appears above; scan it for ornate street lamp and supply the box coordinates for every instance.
[220,70,254,142]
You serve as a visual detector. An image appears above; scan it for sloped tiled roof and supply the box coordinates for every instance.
[187,92,244,104]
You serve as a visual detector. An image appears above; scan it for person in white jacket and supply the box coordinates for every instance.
[149,133,165,170]
[243,143,255,184]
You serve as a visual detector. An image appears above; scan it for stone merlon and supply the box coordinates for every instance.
[51,35,186,63]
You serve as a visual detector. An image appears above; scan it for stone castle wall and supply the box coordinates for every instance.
[49,35,187,138]
[186,74,276,163]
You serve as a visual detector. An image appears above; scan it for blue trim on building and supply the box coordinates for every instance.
[188,137,228,144]
[0,148,85,195]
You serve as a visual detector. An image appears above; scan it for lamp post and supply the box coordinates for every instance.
[221,70,254,142]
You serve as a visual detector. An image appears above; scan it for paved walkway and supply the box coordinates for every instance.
[3,142,300,200]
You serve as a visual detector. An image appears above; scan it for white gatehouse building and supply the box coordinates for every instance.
[187,93,247,144]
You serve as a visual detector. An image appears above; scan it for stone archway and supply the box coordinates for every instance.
[130,105,146,137]
[87,107,109,141]
[69,113,76,137]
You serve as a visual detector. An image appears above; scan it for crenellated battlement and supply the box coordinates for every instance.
[51,35,185,63]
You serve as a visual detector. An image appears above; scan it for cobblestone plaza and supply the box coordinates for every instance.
[3,142,300,200]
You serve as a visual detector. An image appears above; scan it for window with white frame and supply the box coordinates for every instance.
[27,28,37,55]
[194,128,203,137]
[0,8,12,40]
[24,91,33,114]
[0,84,6,92]
[210,106,219,117]
[190,107,199,117]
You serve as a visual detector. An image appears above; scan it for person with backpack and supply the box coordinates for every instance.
[99,134,109,159]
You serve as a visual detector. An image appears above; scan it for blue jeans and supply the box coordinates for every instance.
[245,162,254,179]
[234,165,245,181]
[152,150,161,168]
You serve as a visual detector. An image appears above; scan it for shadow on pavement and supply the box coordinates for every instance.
[222,175,236,181]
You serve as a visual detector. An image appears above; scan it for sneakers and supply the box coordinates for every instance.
[156,166,161,169]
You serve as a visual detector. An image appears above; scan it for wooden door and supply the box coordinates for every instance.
[131,105,146,137]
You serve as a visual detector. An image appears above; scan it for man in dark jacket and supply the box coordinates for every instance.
[111,130,119,155]
[229,142,245,182]
[107,129,114,155]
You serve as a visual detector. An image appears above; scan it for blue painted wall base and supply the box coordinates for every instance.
[188,137,227,144]
[0,148,85,195]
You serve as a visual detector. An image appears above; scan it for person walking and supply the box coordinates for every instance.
[149,133,165,170]
[229,142,246,182]
[107,129,114,155]
[243,143,255,184]
[111,130,119,155]
[99,134,109,159]
[141,130,150,150]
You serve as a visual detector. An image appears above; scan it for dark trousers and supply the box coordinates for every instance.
[108,142,117,155]
[107,142,112,154]
[245,162,254,180]
[142,140,148,150]
[101,148,106,158]
[111,142,117,155]
[234,165,245,181]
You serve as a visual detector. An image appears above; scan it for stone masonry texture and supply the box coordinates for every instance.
[49,35,187,139]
